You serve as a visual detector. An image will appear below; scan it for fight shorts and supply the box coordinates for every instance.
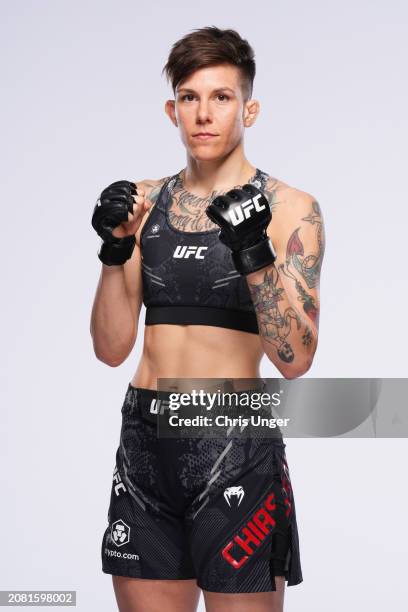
[101,384,303,593]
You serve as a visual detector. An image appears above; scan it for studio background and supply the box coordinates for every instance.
[1,1,407,610]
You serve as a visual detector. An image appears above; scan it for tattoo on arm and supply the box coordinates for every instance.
[247,196,324,364]
[248,267,301,364]
[278,199,325,325]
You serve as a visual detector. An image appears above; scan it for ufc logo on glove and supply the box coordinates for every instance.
[206,184,276,275]
[228,193,266,226]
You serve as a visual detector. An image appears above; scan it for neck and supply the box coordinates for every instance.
[183,144,256,198]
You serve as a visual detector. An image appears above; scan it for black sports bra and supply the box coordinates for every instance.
[140,169,269,334]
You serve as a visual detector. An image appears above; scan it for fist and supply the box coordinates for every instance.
[92,180,148,242]
[206,183,276,275]
[206,183,271,251]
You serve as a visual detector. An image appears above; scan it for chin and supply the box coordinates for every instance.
[190,148,226,163]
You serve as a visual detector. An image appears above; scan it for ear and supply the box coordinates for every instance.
[243,99,260,128]
[165,100,178,127]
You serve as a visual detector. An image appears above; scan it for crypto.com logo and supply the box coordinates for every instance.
[111,519,130,547]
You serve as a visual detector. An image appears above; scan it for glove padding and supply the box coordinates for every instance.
[92,180,137,266]
[206,183,276,275]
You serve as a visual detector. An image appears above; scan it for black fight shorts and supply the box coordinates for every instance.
[101,384,303,593]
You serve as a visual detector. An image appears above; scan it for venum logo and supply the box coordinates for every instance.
[221,492,276,569]
[173,245,208,259]
[111,519,130,547]
[228,194,266,226]
[224,486,245,507]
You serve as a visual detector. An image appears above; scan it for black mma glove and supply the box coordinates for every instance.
[91,180,137,266]
[205,183,276,275]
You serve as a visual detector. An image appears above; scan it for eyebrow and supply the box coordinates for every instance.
[176,87,235,95]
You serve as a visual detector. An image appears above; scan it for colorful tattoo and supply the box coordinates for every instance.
[278,199,324,325]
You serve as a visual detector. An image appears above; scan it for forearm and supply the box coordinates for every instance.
[90,265,138,366]
[246,263,318,378]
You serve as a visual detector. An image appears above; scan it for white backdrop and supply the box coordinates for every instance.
[1,1,407,610]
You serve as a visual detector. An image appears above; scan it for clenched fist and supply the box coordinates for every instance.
[91,180,149,265]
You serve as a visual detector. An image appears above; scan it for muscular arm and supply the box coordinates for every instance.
[89,178,165,366]
[246,180,325,378]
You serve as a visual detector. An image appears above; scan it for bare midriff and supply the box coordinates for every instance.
[130,323,263,391]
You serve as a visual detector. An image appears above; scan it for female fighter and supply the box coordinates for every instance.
[91,26,324,612]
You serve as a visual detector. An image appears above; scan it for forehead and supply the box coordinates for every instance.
[177,64,242,92]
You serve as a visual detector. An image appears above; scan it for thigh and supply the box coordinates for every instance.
[112,576,201,612]
[203,575,285,612]
[187,438,302,594]
[101,387,196,581]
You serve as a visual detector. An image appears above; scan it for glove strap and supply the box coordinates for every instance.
[98,235,136,266]
[232,238,277,275]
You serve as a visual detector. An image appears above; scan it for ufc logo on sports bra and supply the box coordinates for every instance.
[229,194,266,226]
[173,245,208,259]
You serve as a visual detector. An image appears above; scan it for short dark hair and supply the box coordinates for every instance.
[162,26,256,101]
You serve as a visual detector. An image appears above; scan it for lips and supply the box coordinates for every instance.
[193,133,218,140]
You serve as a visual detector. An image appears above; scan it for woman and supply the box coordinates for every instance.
[91,26,324,612]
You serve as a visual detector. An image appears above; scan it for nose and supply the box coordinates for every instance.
[196,98,212,124]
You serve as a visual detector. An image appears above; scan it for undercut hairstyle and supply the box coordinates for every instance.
[162,26,256,102]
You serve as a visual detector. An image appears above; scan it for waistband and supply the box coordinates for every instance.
[123,383,284,441]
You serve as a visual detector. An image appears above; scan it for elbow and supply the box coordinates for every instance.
[90,336,132,368]
[93,349,127,368]
[279,333,319,379]
[90,328,136,368]
[97,354,125,368]
[274,354,314,380]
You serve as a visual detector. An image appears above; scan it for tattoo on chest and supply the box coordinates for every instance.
[168,173,275,232]
[262,178,282,215]
[169,178,220,232]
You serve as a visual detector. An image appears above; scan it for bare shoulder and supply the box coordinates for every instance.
[262,174,321,217]
[138,177,169,204]
[134,176,171,245]
[262,174,325,259]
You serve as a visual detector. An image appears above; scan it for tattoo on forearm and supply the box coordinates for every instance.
[302,326,313,347]
[278,199,325,325]
[248,267,302,363]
